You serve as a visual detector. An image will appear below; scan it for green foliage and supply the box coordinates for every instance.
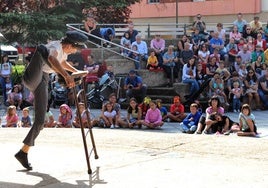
[11,64,25,85]
[0,0,141,45]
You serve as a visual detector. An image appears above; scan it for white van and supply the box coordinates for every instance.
[0,45,19,63]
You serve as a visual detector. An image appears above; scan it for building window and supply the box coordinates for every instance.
[148,0,160,4]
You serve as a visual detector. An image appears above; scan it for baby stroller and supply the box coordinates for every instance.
[49,74,68,108]
[87,72,119,109]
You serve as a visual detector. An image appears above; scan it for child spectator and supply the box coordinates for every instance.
[102,102,117,129]
[167,96,187,122]
[238,63,248,81]
[146,50,159,70]
[73,102,93,128]
[57,104,72,128]
[139,96,151,119]
[120,32,131,56]
[237,104,257,137]
[230,81,242,112]
[180,103,202,134]
[142,100,164,129]
[44,105,56,128]
[216,61,231,82]
[156,99,168,121]
[209,72,229,105]
[3,105,19,127]
[128,44,140,69]
[20,107,32,128]
[126,98,142,128]
[6,85,23,110]
[5,77,12,97]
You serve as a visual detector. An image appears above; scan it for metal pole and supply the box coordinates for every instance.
[176,0,179,38]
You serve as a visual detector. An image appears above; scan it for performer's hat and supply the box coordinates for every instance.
[65,30,88,46]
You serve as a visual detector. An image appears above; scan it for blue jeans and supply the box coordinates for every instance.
[232,98,241,111]
[183,78,200,96]
[258,89,268,108]
[180,122,197,132]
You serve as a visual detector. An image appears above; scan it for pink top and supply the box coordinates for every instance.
[229,32,241,41]
[6,114,19,125]
[145,108,162,124]
[206,106,224,115]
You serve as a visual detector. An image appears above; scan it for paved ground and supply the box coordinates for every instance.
[0,108,268,188]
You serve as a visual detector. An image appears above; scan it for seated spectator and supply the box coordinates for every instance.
[195,96,225,134]
[124,70,147,103]
[237,104,257,137]
[193,14,207,37]
[2,105,19,128]
[182,57,199,98]
[139,96,151,120]
[215,23,226,43]
[44,105,57,128]
[162,45,179,86]
[125,97,142,129]
[238,63,248,81]
[251,55,264,78]
[209,31,227,61]
[226,37,238,63]
[249,16,263,35]
[233,55,244,72]
[84,54,99,84]
[196,63,206,86]
[131,33,148,64]
[244,69,261,110]
[191,28,203,53]
[180,103,202,134]
[100,27,115,44]
[251,44,264,63]
[216,61,231,82]
[100,102,117,128]
[142,100,164,129]
[229,25,242,43]
[264,48,268,64]
[257,66,268,109]
[254,33,267,51]
[237,44,252,66]
[198,44,210,68]
[150,33,165,67]
[233,12,247,34]
[242,25,256,40]
[147,50,160,70]
[83,14,102,45]
[128,44,140,69]
[209,72,229,105]
[6,85,23,110]
[125,22,139,44]
[72,102,92,128]
[167,96,187,122]
[206,56,218,79]
[179,42,194,72]
[237,38,245,52]
[20,107,32,128]
[5,76,12,98]
[156,99,168,122]
[57,104,72,128]
[120,32,131,56]
[20,84,34,109]
[0,54,13,105]
[99,93,123,128]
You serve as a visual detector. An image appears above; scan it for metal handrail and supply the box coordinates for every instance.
[66,23,141,63]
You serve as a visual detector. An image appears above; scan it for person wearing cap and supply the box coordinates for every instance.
[249,16,263,34]
[14,31,88,171]
[124,70,147,103]
[150,33,165,67]
[233,13,247,33]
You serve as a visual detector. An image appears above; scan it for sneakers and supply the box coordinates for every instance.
[110,124,115,129]
[233,109,237,113]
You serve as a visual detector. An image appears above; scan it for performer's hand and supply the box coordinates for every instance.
[64,74,75,88]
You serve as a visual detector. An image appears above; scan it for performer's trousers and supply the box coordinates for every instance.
[22,50,49,146]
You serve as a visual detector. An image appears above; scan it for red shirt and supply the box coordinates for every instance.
[170,103,184,115]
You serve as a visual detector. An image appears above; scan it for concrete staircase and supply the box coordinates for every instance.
[89,46,191,109]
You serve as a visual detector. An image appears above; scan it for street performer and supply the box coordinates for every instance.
[15,30,88,170]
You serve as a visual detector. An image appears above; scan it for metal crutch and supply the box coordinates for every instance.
[71,74,99,175]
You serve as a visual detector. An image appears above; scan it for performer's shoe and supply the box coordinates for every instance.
[15,150,33,171]
[71,71,89,78]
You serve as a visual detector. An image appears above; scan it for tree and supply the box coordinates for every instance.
[0,0,141,45]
